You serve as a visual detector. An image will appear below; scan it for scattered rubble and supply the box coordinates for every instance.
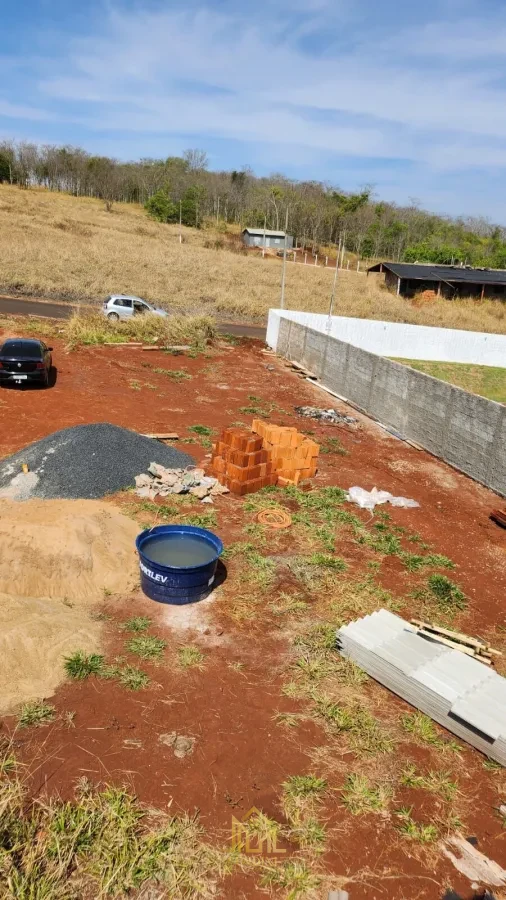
[135,464,229,502]
[295,406,358,426]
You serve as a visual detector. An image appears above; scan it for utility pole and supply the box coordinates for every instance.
[280,208,289,309]
[179,200,182,244]
[262,214,267,259]
[327,239,341,327]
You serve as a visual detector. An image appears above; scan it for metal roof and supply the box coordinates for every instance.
[338,610,506,765]
[368,261,506,285]
[242,228,287,237]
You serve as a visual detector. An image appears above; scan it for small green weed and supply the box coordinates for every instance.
[316,697,394,754]
[18,700,55,728]
[129,379,142,391]
[152,367,191,380]
[427,574,467,611]
[341,773,391,815]
[307,552,347,571]
[400,765,458,801]
[269,592,308,616]
[260,860,321,896]
[401,712,461,752]
[116,665,150,691]
[179,510,217,528]
[177,646,205,669]
[400,552,455,573]
[188,424,214,436]
[395,807,439,842]
[283,775,327,798]
[64,652,104,680]
[289,817,327,852]
[126,635,167,660]
[320,437,348,456]
[121,616,152,633]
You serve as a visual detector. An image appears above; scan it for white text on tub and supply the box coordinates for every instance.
[140,561,168,583]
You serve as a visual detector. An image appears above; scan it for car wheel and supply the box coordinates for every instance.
[107,312,120,321]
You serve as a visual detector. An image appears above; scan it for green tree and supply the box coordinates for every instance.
[144,189,178,223]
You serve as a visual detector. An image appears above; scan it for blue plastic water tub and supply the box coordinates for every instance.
[135,524,223,605]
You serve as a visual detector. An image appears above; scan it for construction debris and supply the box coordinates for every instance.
[411,619,501,665]
[441,835,506,887]
[346,485,420,510]
[295,406,358,426]
[491,508,506,528]
[135,464,229,502]
[338,609,506,766]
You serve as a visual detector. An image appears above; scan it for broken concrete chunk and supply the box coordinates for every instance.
[210,482,229,496]
[135,474,152,488]
[158,732,196,759]
[148,462,167,478]
[189,485,210,500]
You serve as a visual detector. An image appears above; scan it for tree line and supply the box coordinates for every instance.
[2,139,506,267]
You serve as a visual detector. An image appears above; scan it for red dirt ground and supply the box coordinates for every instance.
[1,327,505,900]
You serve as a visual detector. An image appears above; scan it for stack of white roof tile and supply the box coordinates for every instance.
[338,609,506,765]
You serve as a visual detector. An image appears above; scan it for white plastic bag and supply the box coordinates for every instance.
[347,486,420,510]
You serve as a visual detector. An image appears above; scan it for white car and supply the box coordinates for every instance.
[102,294,168,321]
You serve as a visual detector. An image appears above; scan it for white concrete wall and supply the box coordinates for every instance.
[267,310,506,367]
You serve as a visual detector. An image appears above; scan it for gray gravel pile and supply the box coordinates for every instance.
[0,423,195,500]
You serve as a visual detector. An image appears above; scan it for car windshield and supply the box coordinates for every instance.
[1,341,42,358]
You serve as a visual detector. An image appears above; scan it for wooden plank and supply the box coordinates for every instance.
[411,618,501,655]
[142,433,179,440]
[141,344,191,351]
[412,627,492,663]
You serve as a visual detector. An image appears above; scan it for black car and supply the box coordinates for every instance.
[0,339,53,387]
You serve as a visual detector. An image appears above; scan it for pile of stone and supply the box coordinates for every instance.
[294,406,357,426]
[135,464,229,503]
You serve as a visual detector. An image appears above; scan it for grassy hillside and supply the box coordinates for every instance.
[1,185,506,333]
[395,359,506,403]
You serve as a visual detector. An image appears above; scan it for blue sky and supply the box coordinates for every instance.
[2,0,506,220]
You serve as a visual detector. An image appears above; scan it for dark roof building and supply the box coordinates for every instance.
[242,228,294,249]
[368,261,506,299]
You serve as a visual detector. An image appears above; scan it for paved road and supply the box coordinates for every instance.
[0,295,267,341]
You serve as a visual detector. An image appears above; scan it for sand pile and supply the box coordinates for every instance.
[0,498,141,713]
[0,499,140,602]
[0,594,101,714]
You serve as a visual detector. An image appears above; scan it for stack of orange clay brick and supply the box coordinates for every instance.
[211,427,278,496]
[252,420,319,487]
[210,422,319,496]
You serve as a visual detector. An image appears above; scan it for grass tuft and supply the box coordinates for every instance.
[341,773,391,815]
[126,635,167,660]
[401,712,461,752]
[64,651,104,680]
[177,646,205,669]
[121,616,152,633]
[18,700,55,728]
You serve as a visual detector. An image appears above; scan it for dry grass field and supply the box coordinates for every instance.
[1,184,506,333]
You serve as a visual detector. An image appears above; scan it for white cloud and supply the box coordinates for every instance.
[2,0,506,217]
[34,4,506,165]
